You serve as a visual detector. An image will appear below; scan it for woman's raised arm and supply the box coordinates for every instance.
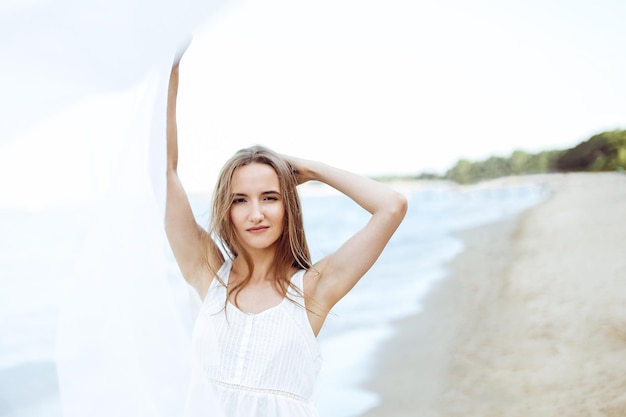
[165,62,221,295]
[286,156,408,317]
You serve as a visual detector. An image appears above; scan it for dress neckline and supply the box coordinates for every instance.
[226,297,288,317]
[220,260,305,317]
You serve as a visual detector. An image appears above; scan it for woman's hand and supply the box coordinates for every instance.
[173,36,192,67]
[281,154,317,185]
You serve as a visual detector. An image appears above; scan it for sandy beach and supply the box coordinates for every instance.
[359,172,626,417]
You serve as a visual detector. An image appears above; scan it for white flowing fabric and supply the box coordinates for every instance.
[2,1,227,416]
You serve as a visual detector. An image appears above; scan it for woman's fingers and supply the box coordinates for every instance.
[173,36,193,66]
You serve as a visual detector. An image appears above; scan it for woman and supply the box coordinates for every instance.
[166,58,407,416]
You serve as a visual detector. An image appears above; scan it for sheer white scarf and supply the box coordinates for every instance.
[2,1,227,415]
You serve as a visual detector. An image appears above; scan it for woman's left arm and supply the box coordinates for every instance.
[286,156,408,311]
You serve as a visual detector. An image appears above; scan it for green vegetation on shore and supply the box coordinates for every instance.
[378,129,626,185]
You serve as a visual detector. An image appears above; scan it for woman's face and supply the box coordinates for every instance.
[229,162,285,252]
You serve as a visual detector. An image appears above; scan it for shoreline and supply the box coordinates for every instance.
[357,213,524,417]
[357,172,626,417]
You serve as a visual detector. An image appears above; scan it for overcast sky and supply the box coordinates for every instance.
[1,0,625,201]
[173,0,626,191]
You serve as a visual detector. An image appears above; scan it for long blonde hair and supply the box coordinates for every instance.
[209,145,312,308]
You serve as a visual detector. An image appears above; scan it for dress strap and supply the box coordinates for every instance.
[200,259,232,312]
[204,258,232,294]
[214,259,233,285]
[286,269,321,358]
[288,269,307,296]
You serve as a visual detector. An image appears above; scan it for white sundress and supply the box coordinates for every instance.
[190,259,323,417]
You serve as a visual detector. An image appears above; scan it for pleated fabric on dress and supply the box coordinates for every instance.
[191,259,323,417]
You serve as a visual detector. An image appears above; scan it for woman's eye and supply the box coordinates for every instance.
[233,198,246,204]
[263,196,278,201]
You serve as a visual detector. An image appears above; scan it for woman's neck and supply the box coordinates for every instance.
[232,250,277,283]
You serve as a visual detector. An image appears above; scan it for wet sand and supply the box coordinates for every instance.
[359,172,626,417]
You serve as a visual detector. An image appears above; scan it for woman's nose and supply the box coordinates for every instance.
[249,203,264,222]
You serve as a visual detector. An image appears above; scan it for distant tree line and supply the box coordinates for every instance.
[444,149,566,184]
[553,129,626,173]
[393,129,626,185]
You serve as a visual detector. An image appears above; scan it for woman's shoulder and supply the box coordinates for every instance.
[190,258,230,302]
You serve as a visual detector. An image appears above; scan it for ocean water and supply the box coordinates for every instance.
[0,180,548,417]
